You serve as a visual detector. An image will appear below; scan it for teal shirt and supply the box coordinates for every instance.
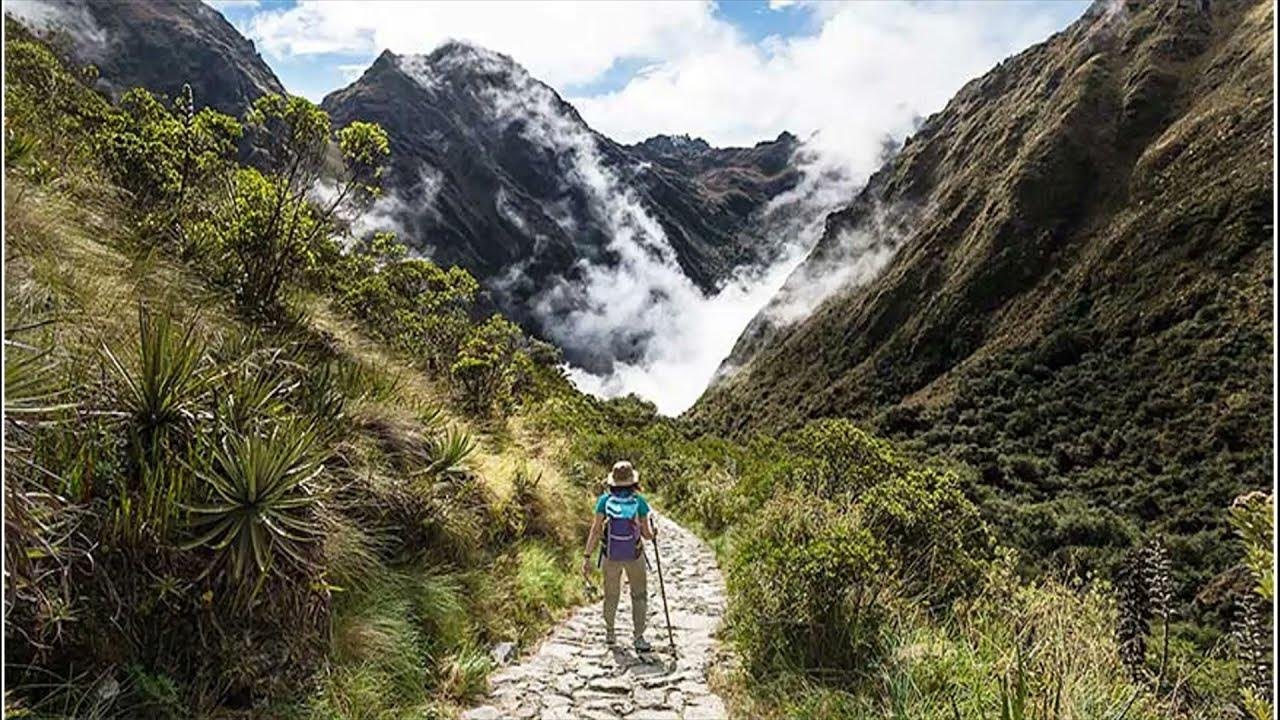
[595,492,650,516]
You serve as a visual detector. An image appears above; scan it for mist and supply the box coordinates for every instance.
[390,43,890,415]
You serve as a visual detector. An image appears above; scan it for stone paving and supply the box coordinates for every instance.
[462,514,729,720]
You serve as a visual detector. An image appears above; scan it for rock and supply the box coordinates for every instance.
[684,696,728,720]
[587,676,631,694]
[542,694,572,708]
[491,641,518,666]
[667,689,685,709]
[553,674,583,695]
[510,703,539,719]
[631,711,679,720]
[461,706,502,720]
[541,642,578,660]
[633,686,668,708]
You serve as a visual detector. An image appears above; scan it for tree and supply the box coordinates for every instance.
[209,95,389,315]
[97,85,242,233]
[451,315,526,414]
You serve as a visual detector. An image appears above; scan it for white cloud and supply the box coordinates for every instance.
[571,2,1075,172]
[336,63,368,81]
[242,0,729,89]
[5,0,110,59]
[204,0,261,10]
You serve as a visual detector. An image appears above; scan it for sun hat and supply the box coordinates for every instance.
[605,460,639,488]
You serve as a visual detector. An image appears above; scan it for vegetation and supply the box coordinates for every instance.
[3,14,1273,720]
[688,0,1273,631]
[550,396,1274,719]
[3,22,585,717]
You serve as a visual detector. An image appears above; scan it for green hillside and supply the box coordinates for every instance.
[692,0,1273,604]
[3,22,598,717]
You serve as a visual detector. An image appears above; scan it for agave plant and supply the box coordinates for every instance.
[5,335,72,419]
[417,426,476,481]
[102,305,211,458]
[212,354,293,433]
[184,422,325,582]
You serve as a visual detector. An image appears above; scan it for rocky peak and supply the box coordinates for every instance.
[5,0,285,115]
[633,134,713,158]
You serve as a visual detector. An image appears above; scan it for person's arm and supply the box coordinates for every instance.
[638,513,655,540]
[637,496,656,540]
[582,514,604,576]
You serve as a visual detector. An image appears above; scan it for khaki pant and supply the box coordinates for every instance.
[602,556,647,638]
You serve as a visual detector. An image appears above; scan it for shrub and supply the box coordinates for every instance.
[729,489,893,678]
[728,420,989,681]
[202,95,389,316]
[184,421,326,583]
[103,305,212,462]
[3,29,111,175]
[515,543,574,612]
[451,315,527,414]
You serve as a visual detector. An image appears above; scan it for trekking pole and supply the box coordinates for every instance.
[651,516,677,658]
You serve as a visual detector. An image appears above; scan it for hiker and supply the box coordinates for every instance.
[582,460,655,650]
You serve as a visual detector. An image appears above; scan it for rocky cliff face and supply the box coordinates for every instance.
[321,44,801,369]
[5,0,285,114]
[693,0,1273,586]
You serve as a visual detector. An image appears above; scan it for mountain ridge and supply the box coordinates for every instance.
[690,0,1273,587]
[321,43,804,371]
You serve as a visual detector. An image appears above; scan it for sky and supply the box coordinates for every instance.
[203,0,1089,413]
[209,0,1087,151]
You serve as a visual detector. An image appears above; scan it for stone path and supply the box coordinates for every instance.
[463,513,729,720]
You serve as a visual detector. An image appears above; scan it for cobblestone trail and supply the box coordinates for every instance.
[463,514,729,720]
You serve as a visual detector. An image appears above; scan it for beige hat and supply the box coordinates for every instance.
[605,460,639,488]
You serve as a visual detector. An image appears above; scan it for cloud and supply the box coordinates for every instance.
[242,0,729,89]
[336,63,368,81]
[5,0,110,59]
[571,2,1078,172]
[204,0,261,10]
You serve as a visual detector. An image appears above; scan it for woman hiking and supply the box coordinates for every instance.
[582,460,655,651]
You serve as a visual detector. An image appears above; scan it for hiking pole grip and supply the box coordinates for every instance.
[652,516,677,658]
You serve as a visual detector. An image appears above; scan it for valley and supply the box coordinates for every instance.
[2,1,1274,719]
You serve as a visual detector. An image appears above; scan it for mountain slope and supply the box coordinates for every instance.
[5,0,285,114]
[692,0,1273,585]
[321,44,800,368]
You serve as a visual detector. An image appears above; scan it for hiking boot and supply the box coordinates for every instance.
[633,636,652,653]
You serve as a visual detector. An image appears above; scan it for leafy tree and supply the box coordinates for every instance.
[98,85,242,219]
[451,315,527,414]
[3,28,111,177]
[212,95,389,315]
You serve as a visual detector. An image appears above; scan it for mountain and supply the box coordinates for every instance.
[321,44,801,368]
[4,0,284,114]
[692,0,1273,585]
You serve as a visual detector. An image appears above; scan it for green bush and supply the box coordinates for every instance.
[728,420,989,681]
[729,488,893,677]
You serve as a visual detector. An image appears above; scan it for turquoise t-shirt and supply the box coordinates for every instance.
[595,492,650,516]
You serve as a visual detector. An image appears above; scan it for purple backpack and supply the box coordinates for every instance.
[603,491,641,560]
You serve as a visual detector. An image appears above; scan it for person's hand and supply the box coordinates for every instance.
[581,556,592,578]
